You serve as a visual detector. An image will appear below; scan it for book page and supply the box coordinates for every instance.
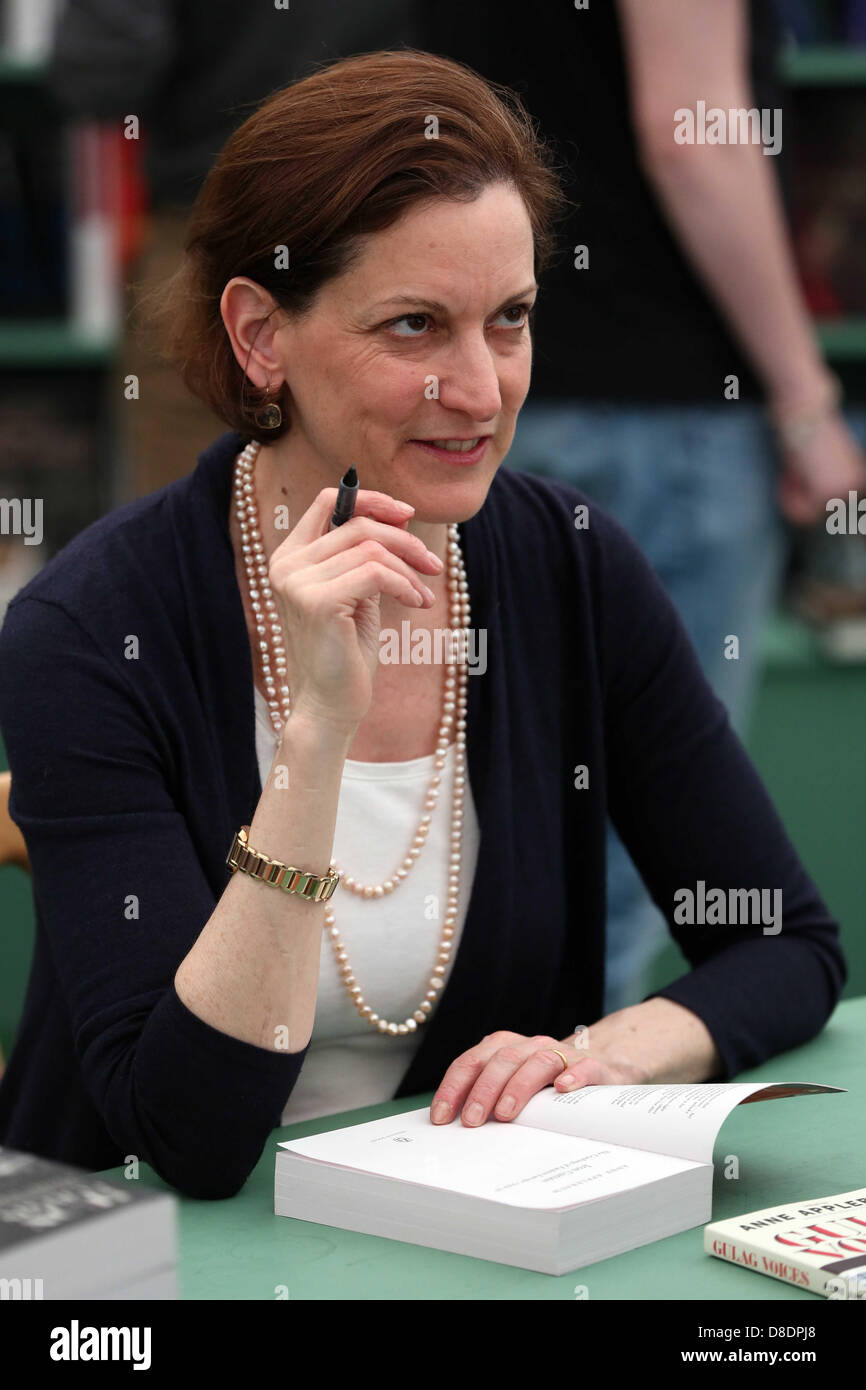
[512,1082,844,1164]
[279,1108,702,1210]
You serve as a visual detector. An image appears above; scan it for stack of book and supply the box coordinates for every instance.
[0,1146,177,1299]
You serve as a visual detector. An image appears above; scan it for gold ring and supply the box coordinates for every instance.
[551,1049,569,1073]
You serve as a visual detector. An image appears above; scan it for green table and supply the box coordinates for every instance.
[104,997,865,1300]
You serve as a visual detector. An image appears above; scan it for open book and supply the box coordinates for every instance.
[275,1082,843,1275]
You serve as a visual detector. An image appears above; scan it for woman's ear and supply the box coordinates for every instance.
[220,278,285,390]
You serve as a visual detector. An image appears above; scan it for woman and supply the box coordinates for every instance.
[0,50,844,1199]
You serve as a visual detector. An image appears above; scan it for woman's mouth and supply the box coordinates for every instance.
[408,436,490,465]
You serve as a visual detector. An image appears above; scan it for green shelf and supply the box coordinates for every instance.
[779,43,866,85]
[815,318,866,360]
[0,320,117,367]
[0,55,46,84]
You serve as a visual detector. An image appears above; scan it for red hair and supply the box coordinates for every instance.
[146,47,569,442]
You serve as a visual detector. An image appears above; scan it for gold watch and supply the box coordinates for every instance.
[226,826,340,902]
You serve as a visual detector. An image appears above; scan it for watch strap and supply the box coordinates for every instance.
[226,826,340,903]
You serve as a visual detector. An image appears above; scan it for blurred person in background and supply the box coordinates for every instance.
[46,0,418,500]
[419,0,866,1013]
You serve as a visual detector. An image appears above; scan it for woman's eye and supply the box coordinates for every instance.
[388,304,533,337]
[390,314,430,337]
[494,303,532,329]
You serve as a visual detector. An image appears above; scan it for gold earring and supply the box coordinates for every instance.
[253,382,283,430]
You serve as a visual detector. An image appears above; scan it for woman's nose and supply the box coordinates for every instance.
[435,337,503,423]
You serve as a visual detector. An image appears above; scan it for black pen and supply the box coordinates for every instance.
[328,466,359,530]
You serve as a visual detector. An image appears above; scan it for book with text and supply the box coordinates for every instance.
[275,1081,843,1275]
[706,1188,866,1298]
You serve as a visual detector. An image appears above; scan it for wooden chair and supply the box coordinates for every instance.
[0,771,28,872]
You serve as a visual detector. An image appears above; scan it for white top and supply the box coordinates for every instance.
[251,687,480,1125]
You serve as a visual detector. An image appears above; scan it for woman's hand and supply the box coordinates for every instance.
[266,487,443,733]
[429,1030,649,1127]
[775,409,866,527]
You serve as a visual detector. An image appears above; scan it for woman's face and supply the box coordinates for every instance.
[267,181,537,522]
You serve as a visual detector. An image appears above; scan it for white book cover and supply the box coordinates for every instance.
[705,1188,866,1299]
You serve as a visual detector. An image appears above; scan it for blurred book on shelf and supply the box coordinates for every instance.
[0,0,58,63]
[790,91,866,318]
[0,0,133,587]
[0,119,66,318]
[846,0,866,43]
[775,0,866,45]
[0,119,123,334]
[1,0,127,335]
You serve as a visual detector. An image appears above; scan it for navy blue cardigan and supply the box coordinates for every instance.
[0,431,845,1198]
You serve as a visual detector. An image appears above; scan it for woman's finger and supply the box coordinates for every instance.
[429,1032,526,1124]
[553,1054,608,1092]
[297,558,435,617]
[459,1040,563,1126]
[288,486,416,547]
[286,538,437,609]
[304,513,444,579]
[465,1039,591,1125]
[276,517,443,592]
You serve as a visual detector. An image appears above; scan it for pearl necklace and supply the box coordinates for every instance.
[233,439,470,1036]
